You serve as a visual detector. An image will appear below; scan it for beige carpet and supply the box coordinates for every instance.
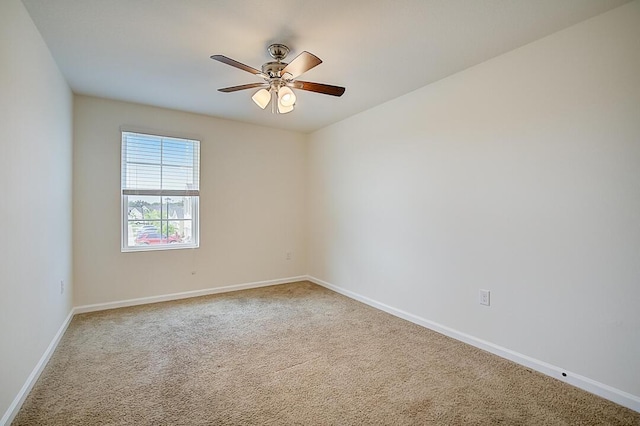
[13,281,640,425]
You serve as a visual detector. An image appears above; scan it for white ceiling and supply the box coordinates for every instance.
[22,0,630,133]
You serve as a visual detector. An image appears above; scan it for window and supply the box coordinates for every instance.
[121,131,200,251]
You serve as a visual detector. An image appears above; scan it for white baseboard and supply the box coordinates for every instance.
[7,275,637,422]
[307,275,640,413]
[1,309,74,426]
[73,275,308,314]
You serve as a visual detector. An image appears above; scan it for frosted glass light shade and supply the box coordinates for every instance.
[278,86,296,107]
[278,102,294,114]
[252,89,270,109]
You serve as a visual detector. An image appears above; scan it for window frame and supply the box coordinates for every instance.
[120,130,200,253]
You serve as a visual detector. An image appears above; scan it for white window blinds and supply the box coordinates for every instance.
[121,132,200,197]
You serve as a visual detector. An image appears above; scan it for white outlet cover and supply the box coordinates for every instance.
[479,289,490,306]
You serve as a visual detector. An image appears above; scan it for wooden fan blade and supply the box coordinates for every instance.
[218,83,268,93]
[290,80,346,97]
[281,51,322,79]
[210,55,266,77]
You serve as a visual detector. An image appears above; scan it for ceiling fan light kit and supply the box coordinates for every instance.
[211,43,345,114]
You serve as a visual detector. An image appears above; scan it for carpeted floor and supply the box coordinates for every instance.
[13,281,640,425]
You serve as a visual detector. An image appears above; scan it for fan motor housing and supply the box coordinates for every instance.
[262,61,288,78]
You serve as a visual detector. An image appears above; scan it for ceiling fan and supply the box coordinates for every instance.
[211,44,346,114]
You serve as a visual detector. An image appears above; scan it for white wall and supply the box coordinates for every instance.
[73,96,307,306]
[308,1,640,399]
[0,0,74,421]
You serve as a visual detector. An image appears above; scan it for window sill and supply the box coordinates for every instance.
[121,243,199,253]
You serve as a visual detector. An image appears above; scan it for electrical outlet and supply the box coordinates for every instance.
[286,251,292,261]
[60,280,64,295]
[479,289,490,306]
